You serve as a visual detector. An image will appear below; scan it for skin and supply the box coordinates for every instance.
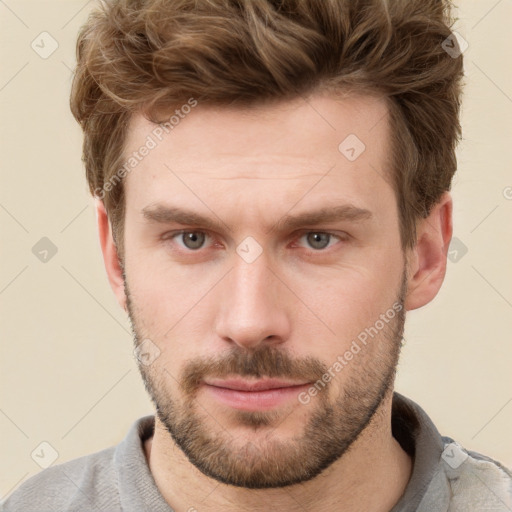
[96,92,452,511]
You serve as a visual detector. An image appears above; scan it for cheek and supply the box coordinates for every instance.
[125,263,218,371]
[124,235,202,318]
[287,249,404,363]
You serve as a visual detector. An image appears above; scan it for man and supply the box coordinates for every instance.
[2,0,511,511]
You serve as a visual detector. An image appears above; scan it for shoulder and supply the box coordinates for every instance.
[424,437,512,511]
[0,445,120,512]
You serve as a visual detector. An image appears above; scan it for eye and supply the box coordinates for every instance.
[296,231,345,251]
[165,230,211,250]
[162,230,347,253]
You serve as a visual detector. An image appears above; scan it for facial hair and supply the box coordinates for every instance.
[126,270,407,489]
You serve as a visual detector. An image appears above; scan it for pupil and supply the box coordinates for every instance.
[309,233,329,250]
[184,232,204,249]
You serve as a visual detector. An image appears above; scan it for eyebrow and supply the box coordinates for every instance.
[141,204,373,233]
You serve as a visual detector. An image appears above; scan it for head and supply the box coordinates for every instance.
[71,0,463,489]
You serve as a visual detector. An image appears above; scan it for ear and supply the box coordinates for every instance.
[95,198,127,312]
[404,192,453,311]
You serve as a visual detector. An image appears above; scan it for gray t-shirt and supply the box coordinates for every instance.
[2,392,511,511]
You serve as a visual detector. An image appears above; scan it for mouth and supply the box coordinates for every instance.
[201,378,311,411]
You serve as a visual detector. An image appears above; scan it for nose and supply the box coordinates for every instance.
[213,252,291,350]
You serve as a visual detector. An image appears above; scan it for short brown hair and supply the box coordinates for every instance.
[70,0,464,261]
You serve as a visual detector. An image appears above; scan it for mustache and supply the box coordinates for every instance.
[180,345,328,396]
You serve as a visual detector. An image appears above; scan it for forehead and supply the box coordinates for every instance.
[125,92,390,163]
[122,92,395,227]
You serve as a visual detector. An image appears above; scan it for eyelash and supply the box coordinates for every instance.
[161,229,348,254]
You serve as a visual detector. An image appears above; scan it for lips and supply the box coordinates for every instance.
[203,378,310,392]
[201,377,311,411]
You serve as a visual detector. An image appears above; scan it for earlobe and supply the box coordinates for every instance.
[94,198,127,311]
[404,192,453,311]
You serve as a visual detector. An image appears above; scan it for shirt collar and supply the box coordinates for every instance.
[390,392,445,511]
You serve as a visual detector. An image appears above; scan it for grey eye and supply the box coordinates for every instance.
[180,231,206,250]
[304,233,332,250]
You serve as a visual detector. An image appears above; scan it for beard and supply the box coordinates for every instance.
[125,270,407,489]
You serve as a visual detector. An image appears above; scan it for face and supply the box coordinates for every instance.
[121,92,408,488]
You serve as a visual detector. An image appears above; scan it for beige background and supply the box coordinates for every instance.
[1,0,511,500]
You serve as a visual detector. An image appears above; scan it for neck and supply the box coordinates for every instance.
[144,392,412,512]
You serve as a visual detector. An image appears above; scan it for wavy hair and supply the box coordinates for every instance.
[70,0,464,259]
